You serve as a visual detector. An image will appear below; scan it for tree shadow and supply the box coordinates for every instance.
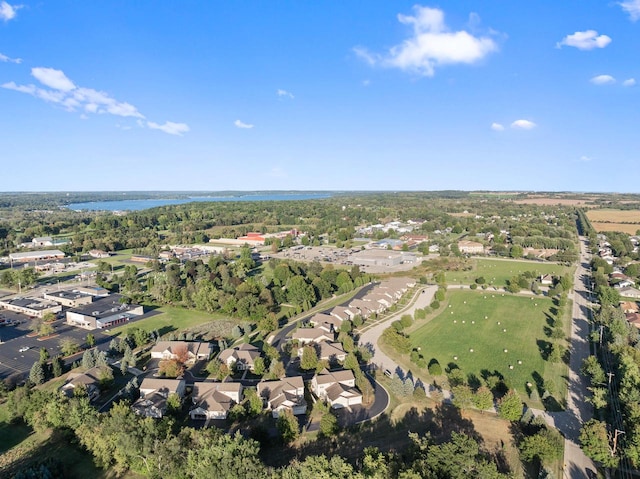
[467,373,482,390]
[260,402,487,469]
[536,340,551,361]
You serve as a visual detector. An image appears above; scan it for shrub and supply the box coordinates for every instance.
[400,314,413,328]
[428,359,442,376]
[470,283,478,290]
[430,300,440,309]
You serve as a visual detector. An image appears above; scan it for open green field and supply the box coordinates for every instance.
[411,290,566,407]
[445,258,570,287]
[108,306,231,337]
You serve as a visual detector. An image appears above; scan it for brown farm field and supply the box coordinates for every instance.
[513,197,594,206]
[587,209,640,234]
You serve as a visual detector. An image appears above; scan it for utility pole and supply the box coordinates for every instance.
[612,429,625,456]
[608,372,615,385]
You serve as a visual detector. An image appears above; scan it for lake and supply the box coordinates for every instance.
[66,193,332,211]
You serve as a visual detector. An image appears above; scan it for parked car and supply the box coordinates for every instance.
[18,346,30,353]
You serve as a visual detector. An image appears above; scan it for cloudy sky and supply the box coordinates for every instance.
[1,1,639,192]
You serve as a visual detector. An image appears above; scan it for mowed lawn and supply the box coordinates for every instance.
[412,290,562,405]
[445,258,570,287]
[108,306,230,336]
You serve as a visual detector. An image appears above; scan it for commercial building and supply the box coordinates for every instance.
[0,297,62,318]
[66,294,144,330]
[43,290,94,308]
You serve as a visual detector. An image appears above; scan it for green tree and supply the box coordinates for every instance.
[253,357,265,376]
[244,388,263,416]
[51,355,63,377]
[300,346,319,371]
[86,333,96,348]
[473,386,494,411]
[276,409,299,443]
[452,385,474,410]
[29,360,45,385]
[587,387,608,410]
[59,338,80,357]
[582,355,606,385]
[519,428,564,465]
[498,390,523,421]
[82,349,96,369]
[39,347,50,363]
[319,411,338,437]
[579,419,618,467]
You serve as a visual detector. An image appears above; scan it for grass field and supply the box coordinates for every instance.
[108,306,233,338]
[411,290,566,407]
[445,258,570,287]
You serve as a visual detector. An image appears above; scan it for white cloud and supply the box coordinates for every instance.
[0,1,21,21]
[31,67,76,91]
[3,66,188,134]
[623,78,636,87]
[490,122,504,131]
[579,155,593,162]
[354,5,498,77]
[277,89,294,99]
[0,52,21,63]
[620,0,640,21]
[234,119,254,129]
[591,74,616,85]
[557,30,611,50]
[510,119,536,130]
[147,121,190,136]
[362,79,371,87]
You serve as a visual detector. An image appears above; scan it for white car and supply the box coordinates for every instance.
[18,346,30,353]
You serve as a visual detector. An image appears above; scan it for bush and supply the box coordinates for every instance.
[469,283,478,290]
[400,314,413,328]
[428,359,442,376]
[430,300,440,309]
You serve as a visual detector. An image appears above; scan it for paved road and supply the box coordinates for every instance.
[269,282,377,350]
[358,285,437,376]
[532,236,597,478]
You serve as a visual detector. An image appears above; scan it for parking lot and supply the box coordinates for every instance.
[0,309,114,383]
[272,245,421,274]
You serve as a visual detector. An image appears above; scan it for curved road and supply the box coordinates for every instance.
[358,285,437,376]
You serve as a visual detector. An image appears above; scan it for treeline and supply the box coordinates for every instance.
[3,386,508,478]
[0,194,582,258]
[580,304,640,468]
[108,247,372,327]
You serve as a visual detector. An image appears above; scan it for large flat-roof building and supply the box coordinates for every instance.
[43,290,94,308]
[0,297,62,318]
[348,249,416,267]
[66,294,144,330]
[9,250,65,263]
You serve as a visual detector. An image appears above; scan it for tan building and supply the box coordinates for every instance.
[44,290,93,308]
[457,240,484,255]
[0,297,62,319]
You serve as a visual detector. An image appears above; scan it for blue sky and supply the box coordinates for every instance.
[1,1,639,192]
